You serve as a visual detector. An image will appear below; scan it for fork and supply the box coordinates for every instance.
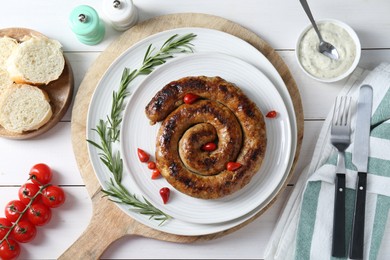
[330,96,352,257]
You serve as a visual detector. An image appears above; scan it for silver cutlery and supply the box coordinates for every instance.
[330,95,352,257]
[299,0,339,60]
[350,85,373,259]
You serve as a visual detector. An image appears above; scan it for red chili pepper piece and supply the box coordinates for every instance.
[266,110,278,118]
[159,187,170,204]
[137,148,150,163]
[201,142,217,152]
[226,162,242,171]
[183,93,200,104]
[147,161,156,170]
[151,169,161,179]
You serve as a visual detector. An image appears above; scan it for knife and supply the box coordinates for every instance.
[350,84,373,259]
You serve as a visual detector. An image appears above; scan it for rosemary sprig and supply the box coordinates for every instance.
[87,33,197,224]
[102,179,171,225]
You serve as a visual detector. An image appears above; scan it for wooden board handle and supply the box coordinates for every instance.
[59,192,134,259]
[59,189,206,259]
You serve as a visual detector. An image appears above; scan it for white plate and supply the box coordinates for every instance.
[120,52,291,224]
[87,27,298,235]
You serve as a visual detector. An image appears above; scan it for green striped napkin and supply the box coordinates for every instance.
[265,63,390,260]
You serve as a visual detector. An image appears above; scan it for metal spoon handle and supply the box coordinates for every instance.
[299,0,324,42]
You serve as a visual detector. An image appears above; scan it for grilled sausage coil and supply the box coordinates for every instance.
[145,76,267,199]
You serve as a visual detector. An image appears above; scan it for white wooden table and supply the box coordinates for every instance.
[0,0,389,259]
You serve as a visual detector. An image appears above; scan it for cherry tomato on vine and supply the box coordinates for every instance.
[137,148,150,163]
[18,182,41,206]
[29,163,52,185]
[0,218,12,240]
[5,200,26,223]
[27,203,52,226]
[183,93,200,104]
[0,238,20,260]
[11,220,37,243]
[42,185,66,208]
[226,162,242,171]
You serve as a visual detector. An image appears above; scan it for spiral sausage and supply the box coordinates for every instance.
[145,76,266,199]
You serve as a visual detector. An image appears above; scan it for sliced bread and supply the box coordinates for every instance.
[7,36,65,85]
[0,84,52,133]
[0,36,18,70]
[0,69,13,95]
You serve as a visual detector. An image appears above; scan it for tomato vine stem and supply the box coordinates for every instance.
[0,184,50,244]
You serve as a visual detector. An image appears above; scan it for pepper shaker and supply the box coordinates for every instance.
[69,5,105,45]
[102,0,139,31]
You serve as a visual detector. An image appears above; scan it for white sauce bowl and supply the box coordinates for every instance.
[296,19,361,83]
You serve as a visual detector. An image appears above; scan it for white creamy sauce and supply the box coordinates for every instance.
[298,22,356,79]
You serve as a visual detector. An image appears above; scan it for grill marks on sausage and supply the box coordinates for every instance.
[237,95,257,118]
[168,162,179,176]
[160,115,178,144]
[146,76,266,199]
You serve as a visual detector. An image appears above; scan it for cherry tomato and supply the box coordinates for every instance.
[42,185,66,208]
[183,93,200,104]
[147,161,156,170]
[151,169,161,179]
[226,162,242,171]
[11,220,36,243]
[266,110,278,118]
[0,238,20,260]
[27,203,52,226]
[18,182,41,206]
[5,200,26,223]
[137,148,150,163]
[29,163,52,185]
[0,218,12,240]
[159,187,170,204]
[201,142,217,152]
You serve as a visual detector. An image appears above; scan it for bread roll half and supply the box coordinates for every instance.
[7,37,65,85]
[0,84,52,133]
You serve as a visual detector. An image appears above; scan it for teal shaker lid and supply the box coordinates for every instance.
[69,5,105,45]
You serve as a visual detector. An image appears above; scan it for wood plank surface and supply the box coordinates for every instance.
[1,1,390,259]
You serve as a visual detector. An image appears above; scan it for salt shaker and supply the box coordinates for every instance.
[69,5,105,45]
[102,0,139,31]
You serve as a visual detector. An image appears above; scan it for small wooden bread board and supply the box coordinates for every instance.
[63,13,304,259]
[0,28,74,139]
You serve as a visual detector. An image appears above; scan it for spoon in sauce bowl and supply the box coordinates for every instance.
[299,0,339,60]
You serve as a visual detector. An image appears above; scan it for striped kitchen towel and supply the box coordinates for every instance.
[265,63,390,260]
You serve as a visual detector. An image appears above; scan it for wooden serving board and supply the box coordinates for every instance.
[63,13,304,259]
